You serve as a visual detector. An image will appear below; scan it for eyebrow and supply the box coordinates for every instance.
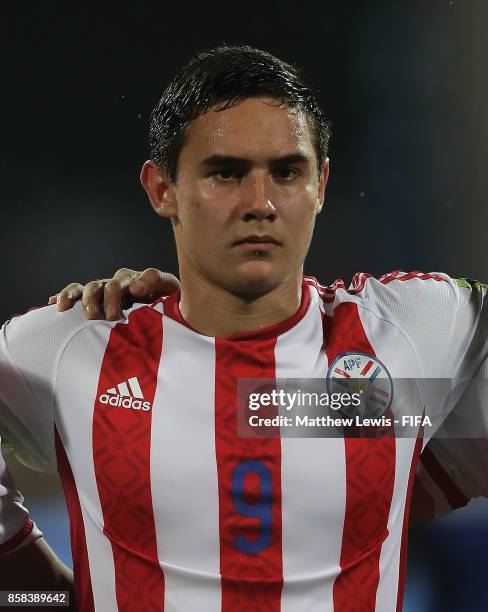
[201,153,311,167]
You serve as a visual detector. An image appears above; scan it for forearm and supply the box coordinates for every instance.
[0,538,77,610]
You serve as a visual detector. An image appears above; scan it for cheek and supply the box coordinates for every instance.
[192,177,239,205]
[283,191,318,235]
[197,183,239,226]
[177,188,229,244]
[176,182,209,220]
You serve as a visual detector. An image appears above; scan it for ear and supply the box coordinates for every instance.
[316,158,329,214]
[140,160,177,218]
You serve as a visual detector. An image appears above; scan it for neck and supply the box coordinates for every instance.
[178,273,303,338]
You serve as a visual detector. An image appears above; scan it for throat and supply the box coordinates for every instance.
[178,277,303,338]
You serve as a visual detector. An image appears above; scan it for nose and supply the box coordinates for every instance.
[239,170,277,222]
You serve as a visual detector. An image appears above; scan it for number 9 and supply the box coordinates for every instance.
[232,459,273,554]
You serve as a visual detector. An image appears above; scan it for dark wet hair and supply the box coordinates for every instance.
[149,45,331,182]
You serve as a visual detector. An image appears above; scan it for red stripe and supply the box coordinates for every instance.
[395,428,424,612]
[333,367,351,378]
[419,445,469,510]
[360,360,374,376]
[409,473,436,522]
[325,302,396,611]
[0,518,34,555]
[380,271,447,285]
[55,427,95,612]
[215,336,283,611]
[92,306,165,611]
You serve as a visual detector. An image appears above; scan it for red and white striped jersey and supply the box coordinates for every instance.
[1,271,487,611]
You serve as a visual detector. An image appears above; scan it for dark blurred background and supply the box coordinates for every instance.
[1,1,487,610]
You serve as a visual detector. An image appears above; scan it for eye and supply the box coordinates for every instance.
[211,168,240,180]
[273,167,299,181]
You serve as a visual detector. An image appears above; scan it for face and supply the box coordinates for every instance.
[142,97,329,296]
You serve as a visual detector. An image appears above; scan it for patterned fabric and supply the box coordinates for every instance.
[1,271,487,611]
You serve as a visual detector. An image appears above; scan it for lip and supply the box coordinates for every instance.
[234,241,279,252]
[233,235,281,246]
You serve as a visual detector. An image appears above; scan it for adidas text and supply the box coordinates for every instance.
[99,394,151,411]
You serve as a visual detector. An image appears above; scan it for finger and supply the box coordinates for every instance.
[103,268,142,321]
[129,269,180,299]
[55,283,85,312]
[81,280,108,319]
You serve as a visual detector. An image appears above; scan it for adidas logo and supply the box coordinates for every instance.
[98,377,151,411]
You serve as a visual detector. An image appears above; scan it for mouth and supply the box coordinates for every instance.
[233,235,281,250]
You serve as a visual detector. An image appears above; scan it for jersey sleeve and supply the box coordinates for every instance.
[364,272,488,377]
[364,272,488,438]
[359,272,488,518]
[414,437,487,518]
[0,302,90,472]
[0,435,42,553]
[413,351,488,517]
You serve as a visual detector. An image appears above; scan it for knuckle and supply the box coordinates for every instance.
[84,280,100,292]
[104,279,121,292]
[63,282,82,294]
[115,267,131,276]
[142,268,160,280]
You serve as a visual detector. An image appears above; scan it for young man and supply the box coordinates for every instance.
[1,45,487,611]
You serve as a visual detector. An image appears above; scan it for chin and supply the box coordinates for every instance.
[224,269,284,298]
[208,258,294,298]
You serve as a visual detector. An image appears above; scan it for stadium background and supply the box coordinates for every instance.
[1,1,488,609]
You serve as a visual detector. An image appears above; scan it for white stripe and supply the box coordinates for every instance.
[374,438,417,611]
[152,301,164,314]
[107,387,117,395]
[117,381,130,397]
[55,322,118,612]
[276,285,346,612]
[127,376,144,399]
[151,315,221,612]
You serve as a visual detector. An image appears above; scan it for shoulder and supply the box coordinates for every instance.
[307,270,488,375]
[306,271,471,379]
[0,304,96,472]
[2,302,98,360]
[306,270,459,317]
[2,300,165,374]
[306,270,463,357]
[0,301,129,387]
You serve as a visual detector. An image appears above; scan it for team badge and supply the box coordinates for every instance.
[326,352,393,421]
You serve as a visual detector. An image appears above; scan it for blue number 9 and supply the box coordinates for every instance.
[231,459,273,554]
